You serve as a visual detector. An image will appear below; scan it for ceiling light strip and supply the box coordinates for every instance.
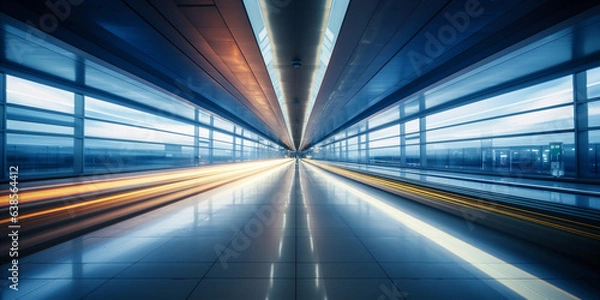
[300,0,350,148]
[243,0,295,149]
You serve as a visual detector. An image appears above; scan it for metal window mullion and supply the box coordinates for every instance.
[365,122,370,164]
[1,73,5,180]
[419,96,427,168]
[240,129,245,160]
[194,109,199,166]
[345,132,348,161]
[74,93,84,174]
[574,71,589,178]
[74,55,85,175]
[209,116,214,164]
[400,105,406,166]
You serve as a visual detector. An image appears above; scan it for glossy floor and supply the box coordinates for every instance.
[1,161,598,299]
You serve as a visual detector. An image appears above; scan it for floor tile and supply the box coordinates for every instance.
[188,278,295,299]
[297,278,402,300]
[362,237,459,263]
[381,262,481,279]
[393,278,520,299]
[205,262,295,278]
[116,262,212,279]
[0,279,53,300]
[297,237,376,263]
[18,279,106,300]
[140,237,230,263]
[297,262,388,278]
[84,279,198,300]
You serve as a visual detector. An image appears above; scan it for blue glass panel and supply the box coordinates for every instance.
[427,106,573,143]
[7,75,74,113]
[588,66,600,99]
[427,76,572,130]
[7,120,73,135]
[588,101,600,127]
[85,120,194,145]
[6,133,74,175]
[85,97,194,135]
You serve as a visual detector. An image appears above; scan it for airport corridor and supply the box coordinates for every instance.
[2,160,598,299]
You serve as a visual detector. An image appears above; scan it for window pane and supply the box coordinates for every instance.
[214,141,233,150]
[401,96,420,118]
[589,130,600,175]
[405,119,419,134]
[7,106,73,125]
[199,110,211,124]
[405,145,420,166]
[86,97,194,135]
[199,127,210,139]
[588,66,600,99]
[214,131,233,143]
[85,120,194,145]
[7,75,74,113]
[84,60,195,120]
[427,140,482,170]
[591,130,600,144]
[6,133,74,175]
[427,106,573,143]
[588,101,600,128]
[84,139,193,172]
[7,120,74,135]
[427,76,573,130]
[213,117,234,132]
[370,136,400,148]
[370,125,399,140]
[368,105,399,128]
[370,147,400,163]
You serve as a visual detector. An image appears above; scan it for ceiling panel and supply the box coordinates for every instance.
[301,0,600,149]
[0,0,293,148]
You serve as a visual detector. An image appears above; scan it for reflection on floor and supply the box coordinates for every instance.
[1,161,598,299]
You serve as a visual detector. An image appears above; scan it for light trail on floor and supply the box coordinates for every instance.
[304,161,579,300]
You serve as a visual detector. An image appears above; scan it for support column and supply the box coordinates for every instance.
[574,71,589,178]
[0,73,6,180]
[358,134,363,163]
[400,105,406,166]
[74,59,85,175]
[240,128,244,161]
[209,116,214,164]
[365,123,370,164]
[73,94,84,174]
[194,109,199,166]
[419,95,427,167]
[345,132,349,162]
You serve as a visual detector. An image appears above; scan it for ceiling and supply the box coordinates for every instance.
[0,0,293,148]
[300,0,600,149]
[1,1,600,151]
[258,0,332,149]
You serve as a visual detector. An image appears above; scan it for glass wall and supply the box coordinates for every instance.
[5,76,75,175]
[588,66,600,175]
[0,73,285,179]
[310,66,600,180]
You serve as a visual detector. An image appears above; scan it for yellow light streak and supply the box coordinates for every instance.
[3,160,291,224]
[307,161,600,240]
[304,161,580,299]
